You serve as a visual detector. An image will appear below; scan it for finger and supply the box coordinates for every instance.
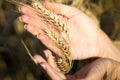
[19,15,48,30]
[19,15,30,24]
[33,55,66,80]
[43,2,80,18]
[19,5,63,33]
[19,15,64,57]
[24,24,44,36]
[19,6,37,17]
[37,34,64,57]
[19,14,61,36]
[44,50,57,68]
[44,50,61,72]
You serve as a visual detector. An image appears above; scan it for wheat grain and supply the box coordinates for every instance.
[31,0,73,73]
[31,0,68,34]
[45,29,73,73]
[7,0,73,74]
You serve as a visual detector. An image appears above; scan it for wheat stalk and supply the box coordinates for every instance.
[21,40,38,64]
[7,0,73,74]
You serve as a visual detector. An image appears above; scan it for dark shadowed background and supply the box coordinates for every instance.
[0,0,120,80]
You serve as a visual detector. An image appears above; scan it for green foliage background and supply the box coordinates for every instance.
[0,0,120,80]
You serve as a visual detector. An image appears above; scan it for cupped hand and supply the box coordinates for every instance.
[18,1,109,60]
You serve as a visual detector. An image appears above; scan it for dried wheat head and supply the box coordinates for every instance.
[7,0,73,74]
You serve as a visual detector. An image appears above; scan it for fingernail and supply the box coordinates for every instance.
[24,24,27,29]
[44,50,49,59]
[18,6,21,12]
[19,16,22,22]
[40,62,46,69]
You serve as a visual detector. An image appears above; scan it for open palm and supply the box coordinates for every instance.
[19,2,108,60]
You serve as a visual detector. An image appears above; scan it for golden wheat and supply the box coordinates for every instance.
[45,29,72,73]
[7,0,73,74]
[31,0,73,74]
[31,0,68,34]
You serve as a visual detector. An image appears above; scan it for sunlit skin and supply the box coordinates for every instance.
[34,52,120,80]
[18,1,120,80]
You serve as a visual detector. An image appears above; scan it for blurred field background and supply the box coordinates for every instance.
[0,0,120,80]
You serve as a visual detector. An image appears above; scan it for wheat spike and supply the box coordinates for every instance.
[31,0,68,34]
[7,0,73,74]
[45,29,73,74]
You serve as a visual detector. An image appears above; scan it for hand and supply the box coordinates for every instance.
[67,58,120,80]
[33,50,66,80]
[18,2,120,61]
[18,1,120,80]
[34,51,120,80]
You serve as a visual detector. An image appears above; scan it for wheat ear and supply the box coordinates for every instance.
[30,0,73,73]
[7,0,73,74]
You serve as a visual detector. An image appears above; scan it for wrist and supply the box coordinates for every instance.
[98,30,120,62]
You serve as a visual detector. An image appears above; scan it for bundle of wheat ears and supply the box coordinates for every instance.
[7,0,73,74]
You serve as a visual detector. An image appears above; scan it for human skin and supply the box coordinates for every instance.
[18,2,120,61]
[34,51,120,80]
[18,1,120,80]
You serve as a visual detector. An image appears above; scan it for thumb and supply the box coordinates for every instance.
[43,1,80,18]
